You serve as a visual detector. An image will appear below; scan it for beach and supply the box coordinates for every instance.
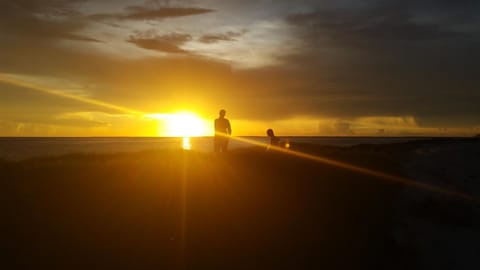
[1,138,479,269]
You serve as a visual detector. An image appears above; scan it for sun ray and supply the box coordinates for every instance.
[224,135,477,202]
[0,74,142,115]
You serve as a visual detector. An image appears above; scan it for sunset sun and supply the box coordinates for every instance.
[145,111,211,137]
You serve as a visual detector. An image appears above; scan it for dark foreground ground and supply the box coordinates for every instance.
[1,139,479,269]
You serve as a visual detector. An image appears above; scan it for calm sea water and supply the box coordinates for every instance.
[0,136,422,161]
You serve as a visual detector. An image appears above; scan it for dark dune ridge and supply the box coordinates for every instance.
[1,139,479,269]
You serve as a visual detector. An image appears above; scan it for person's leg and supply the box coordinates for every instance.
[223,138,229,152]
[214,137,220,152]
[218,137,228,152]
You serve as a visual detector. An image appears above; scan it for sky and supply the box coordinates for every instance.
[0,0,479,136]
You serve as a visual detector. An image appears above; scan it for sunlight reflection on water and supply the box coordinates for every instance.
[182,137,191,150]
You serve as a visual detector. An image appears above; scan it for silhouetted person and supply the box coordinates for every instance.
[266,128,280,146]
[266,129,290,150]
[214,109,231,152]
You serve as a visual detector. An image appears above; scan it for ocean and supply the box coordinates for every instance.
[0,136,425,161]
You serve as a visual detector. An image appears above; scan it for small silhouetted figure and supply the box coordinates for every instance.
[214,109,232,152]
[266,128,280,146]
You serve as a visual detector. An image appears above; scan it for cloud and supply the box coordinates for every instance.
[60,33,103,43]
[1,112,160,136]
[332,120,355,135]
[127,31,192,53]
[0,1,99,44]
[286,1,480,42]
[284,0,480,57]
[1,0,84,16]
[198,30,246,44]
[55,111,138,127]
[317,116,423,136]
[277,0,480,125]
[91,6,214,21]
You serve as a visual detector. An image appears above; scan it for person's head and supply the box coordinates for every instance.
[266,129,274,137]
[219,109,226,118]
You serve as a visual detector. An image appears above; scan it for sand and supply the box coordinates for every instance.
[1,139,479,269]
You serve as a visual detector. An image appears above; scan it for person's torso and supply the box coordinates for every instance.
[215,118,230,132]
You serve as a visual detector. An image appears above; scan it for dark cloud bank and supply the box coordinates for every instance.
[281,0,480,126]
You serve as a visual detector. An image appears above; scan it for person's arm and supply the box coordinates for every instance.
[227,120,232,135]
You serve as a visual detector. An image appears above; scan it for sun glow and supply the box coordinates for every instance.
[145,111,211,137]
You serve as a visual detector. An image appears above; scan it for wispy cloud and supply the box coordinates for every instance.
[58,33,103,43]
[198,30,246,44]
[91,6,214,21]
[127,31,192,53]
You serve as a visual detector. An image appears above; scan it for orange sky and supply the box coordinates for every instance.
[0,1,479,136]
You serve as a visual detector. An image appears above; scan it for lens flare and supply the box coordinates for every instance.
[223,135,476,202]
[0,74,141,115]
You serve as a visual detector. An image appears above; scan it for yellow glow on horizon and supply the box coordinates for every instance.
[145,111,211,137]
[2,73,478,137]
